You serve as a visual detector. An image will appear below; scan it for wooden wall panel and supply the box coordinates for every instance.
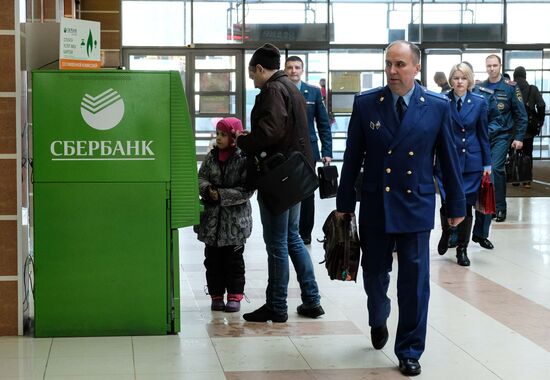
[0,36,15,92]
[0,221,17,276]
[0,159,17,214]
[0,281,18,335]
[0,98,16,153]
[0,0,15,29]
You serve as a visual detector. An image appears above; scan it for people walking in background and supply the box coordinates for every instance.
[336,40,465,376]
[195,117,253,313]
[471,55,526,243]
[460,60,503,251]
[284,56,333,245]
[513,66,546,188]
[436,63,491,266]
[236,43,324,323]
[434,71,451,93]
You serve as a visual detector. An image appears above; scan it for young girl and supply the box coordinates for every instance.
[195,117,253,312]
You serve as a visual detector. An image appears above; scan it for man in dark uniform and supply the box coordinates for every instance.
[284,56,332,245]
[471,55,527,247]
[336,40,465,377]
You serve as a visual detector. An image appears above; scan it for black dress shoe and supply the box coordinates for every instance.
[243,304,288,323]
[399,358,421,376]
[472,235,494,249]
[456,247,471,266]
[370,323,388,350]
[302,236,312,245]
[495,210,506,222]
[437,231,449,255]
[297,304,325,318]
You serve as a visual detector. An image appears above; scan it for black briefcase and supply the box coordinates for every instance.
[256,151,319,215]
[317,164,339,199]
[505,150,531,183]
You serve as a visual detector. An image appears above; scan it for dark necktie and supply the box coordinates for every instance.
[457,98,462,112]
[397,96,407,122]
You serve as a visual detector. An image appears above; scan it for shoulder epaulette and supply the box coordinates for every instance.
[477,86,494,95]
[424,90,450,101]
[504,79,517,86]
[470,92,485,100]
[358,86,383,97]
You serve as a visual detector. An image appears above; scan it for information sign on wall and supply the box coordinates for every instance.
[59,18,101,70]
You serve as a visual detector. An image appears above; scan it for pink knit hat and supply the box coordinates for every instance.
[216,117,243,136]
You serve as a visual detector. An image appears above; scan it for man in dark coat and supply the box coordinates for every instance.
[236,43,324,323]
[513,66,546,187]
[284,55,333,245]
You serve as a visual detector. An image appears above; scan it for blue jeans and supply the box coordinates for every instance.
[257,194,321,315]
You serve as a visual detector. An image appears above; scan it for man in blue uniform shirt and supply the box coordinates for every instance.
[471,55,527,247]
[284,56,333,245]
[336,40,465,377]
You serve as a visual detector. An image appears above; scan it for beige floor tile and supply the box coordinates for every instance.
[49,337,132,357]
[133,352,223,374]
[0,337,51,359]
[212,336,310,371]
[44,356,134,377]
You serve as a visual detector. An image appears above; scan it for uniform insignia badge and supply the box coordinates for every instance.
[420,96,425,102]
[379,96,384,102]
[370,121,381,130]
[467,99,471,103]
[497,102,505,110]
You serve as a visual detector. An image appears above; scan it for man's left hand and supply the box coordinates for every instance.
[322,157,332,164]
[511,140,523,150]
[448,217,465,227]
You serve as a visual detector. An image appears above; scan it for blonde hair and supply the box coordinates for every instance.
[448,62,475,91]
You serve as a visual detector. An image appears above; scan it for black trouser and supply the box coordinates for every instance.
[299,193,315,239]
[522,136,534,181]
[204,244,245,296]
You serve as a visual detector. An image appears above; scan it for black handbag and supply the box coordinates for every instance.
[318,210,361,282]
[505,149,531,183]
[256,151,319,215]
[317,164,339,199]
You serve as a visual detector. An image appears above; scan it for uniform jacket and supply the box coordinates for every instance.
[237,71,313,186]
[336,83,465,233]
[472,85,503,139]
[445,90,491,173]
[300,82,332,161]
[195,148,253,247]
[480,77,527,141]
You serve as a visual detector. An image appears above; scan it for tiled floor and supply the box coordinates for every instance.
[2,191,550,379]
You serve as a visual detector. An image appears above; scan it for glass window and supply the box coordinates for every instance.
[193,1,241,44]
[122,1,188,46]
[243,1,328,42]
[507,3,550,44]
[332,3,387,44]
[127,55,186,87]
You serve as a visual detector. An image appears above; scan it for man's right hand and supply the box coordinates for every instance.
[335,211,354,219]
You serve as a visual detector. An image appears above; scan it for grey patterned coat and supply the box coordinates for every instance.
[194,148,254,247]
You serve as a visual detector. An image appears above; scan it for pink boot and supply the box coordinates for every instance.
[225,294,243,312]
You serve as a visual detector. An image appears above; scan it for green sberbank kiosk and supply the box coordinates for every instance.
[32,70,200,337]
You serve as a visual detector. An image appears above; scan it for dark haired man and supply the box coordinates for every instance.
[236,43,324,323]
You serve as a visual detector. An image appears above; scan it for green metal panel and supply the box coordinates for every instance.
[169,71,200,228]
[170,229,180,333]
[34,182,168,337]
[32,71,171,183]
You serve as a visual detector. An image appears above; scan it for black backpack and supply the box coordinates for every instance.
[318,211,361,282]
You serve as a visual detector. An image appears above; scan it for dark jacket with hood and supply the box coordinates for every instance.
[237,70,313,187]
[513,68,546,137]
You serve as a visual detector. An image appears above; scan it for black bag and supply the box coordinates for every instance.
[317,164,339,199]
[256,151,319,215]
[505,149,531,183]
[319,210,361,282]
[525,85,544,136]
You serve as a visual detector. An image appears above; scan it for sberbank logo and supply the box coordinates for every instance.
[80,88,125,131]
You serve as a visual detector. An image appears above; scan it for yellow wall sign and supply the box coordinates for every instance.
[59,18,101,70]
